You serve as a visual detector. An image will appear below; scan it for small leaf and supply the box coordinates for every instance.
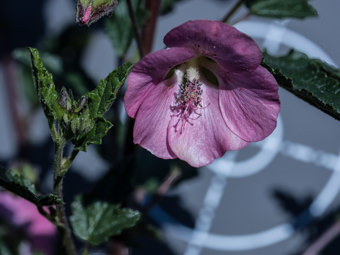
[245,0,318,19]
[0,166,62,206]
[29,48,64,122]
[86,62,132,118]
[105,1,149,57]
[70,195,140,246]
[72,62,132,151]
[262,50,340,120]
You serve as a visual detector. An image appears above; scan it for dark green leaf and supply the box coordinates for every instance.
[86,62,132,118]
[29,48,64,122]
[70,195,140,245]
[0,167,62,206]
[245,0,318,19]
[262,50,340,120]
[73,62,132,151]
[105,1,148,57]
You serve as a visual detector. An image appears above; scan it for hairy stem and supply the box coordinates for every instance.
[126,0,144,58]
[302,219,340,255]
[222,0,245,23]
[54,140,77,255]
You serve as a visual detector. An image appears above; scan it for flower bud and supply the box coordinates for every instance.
[76,0,118,26]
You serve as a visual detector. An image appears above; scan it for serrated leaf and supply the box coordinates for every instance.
[105,1,149,57]
[73,117,112,151]
[70,195,140,245]
[262,50,340,120]
[0,166,62,206]
[72,62,132,151]
[245,0,318,19]
[86,62,132,118]
[29,48,64,122]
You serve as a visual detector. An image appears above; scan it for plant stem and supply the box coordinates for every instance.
[302,218,340,255]
[54,140,78,255]
[222,0,245,23]
[142,170,180,216]
[141,0,161,55]
[126,0,144,58]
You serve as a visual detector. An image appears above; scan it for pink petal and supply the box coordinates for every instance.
[218,66,280,142]
[125,48,195,118]
[133,78,178,159]
[167,84,249,167]
[164,20,262,73]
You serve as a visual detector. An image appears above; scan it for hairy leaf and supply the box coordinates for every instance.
[262,50,340,120]
[73,62,132,151]
[71,196,140,245]
[245,0,318,19]
[0,167,62,206]
[29,48,63,122]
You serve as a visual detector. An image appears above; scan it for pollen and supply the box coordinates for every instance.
[170,75,207,134]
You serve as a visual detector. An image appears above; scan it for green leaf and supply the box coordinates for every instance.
[105,1,149,57]
[70,195,140,246]
[245,0,318,19]
[29,48,63,122]
[0,166,62,206]
[86,62,132,118]
[262,50,340,120]
[72,62,132,151]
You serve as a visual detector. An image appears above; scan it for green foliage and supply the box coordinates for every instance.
[245,0,318,19]
[105,0,149,57]
[70,195,140,245]
[29,48,63,122]
[262,50,340,121]
[29,48,132,150]
[72,62,133,151]
[0,166,62,206]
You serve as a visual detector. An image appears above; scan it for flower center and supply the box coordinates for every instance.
[170,67,207,134]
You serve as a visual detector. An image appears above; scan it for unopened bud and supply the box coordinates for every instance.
[76,0,118,26]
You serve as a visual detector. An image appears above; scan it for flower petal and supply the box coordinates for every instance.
[133,79,178,159]
[124,48,195,118]
[218,66,280,142]
[167,84,248,167]
[164,20,262,73]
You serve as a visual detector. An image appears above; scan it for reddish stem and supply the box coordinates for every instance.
[141,0,162,55]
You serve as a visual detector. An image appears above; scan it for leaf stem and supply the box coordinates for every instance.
[126,0,144,58]
[54,140,78,255]
[302,218,340,255]
[62,149,80,175]
[141,170,180,216]
[222,0,245,23]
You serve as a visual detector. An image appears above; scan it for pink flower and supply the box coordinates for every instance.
[0,192,57,255]
[124,20,280,167]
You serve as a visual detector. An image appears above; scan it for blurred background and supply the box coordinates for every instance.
[1,0,340,254]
